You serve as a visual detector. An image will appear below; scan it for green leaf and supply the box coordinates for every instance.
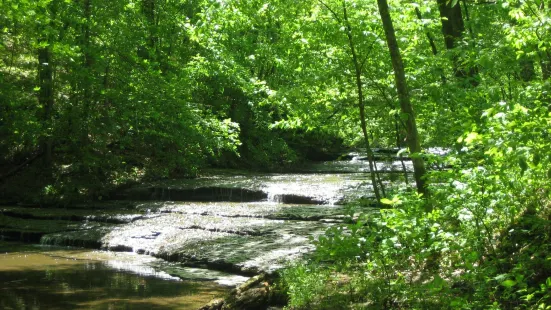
[380,198,393,205]
[519,157,528,172]
[533,153,541,166]
[428,274,446,292]
[464,132,480,145]
[501,279,517,288]
[448,0,459,7]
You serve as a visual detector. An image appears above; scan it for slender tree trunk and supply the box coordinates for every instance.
[536,3,551,110]
[376,0,430,207]
[415,7,446,84]
[415,8,438,56]
[342,0,382,202]
[83,0,92,69]
[395,116,409,185]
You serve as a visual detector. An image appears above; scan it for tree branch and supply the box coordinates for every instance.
[0,151,43,183]
[317,0,342,23]
[359,33,383,72]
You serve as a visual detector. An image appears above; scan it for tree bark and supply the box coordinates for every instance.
[436,0,465,50]
[376,0,430,207]
[415,7,438,56]
[342,0,382,202]
[436,0,478,86]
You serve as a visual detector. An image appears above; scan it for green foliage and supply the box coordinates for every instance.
[3,0,551,308]
[280,264,334,309]
[283,98,551,308]
[0,0,322,201]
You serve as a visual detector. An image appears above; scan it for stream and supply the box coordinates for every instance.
[0,242,228,309]
[0,152,413,309]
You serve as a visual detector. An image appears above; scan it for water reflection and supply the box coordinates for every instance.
[0,243,226,309]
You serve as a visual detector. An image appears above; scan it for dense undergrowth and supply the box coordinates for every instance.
[281,103,551,309]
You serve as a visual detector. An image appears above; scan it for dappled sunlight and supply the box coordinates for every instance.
[1,155,391,307]
[123,170,386,204]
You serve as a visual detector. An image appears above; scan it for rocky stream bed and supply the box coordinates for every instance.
[0,152,414,309]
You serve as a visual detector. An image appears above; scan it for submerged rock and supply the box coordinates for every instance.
[1,201,336,276]
[100,212,331,275]
[136,201,351,222]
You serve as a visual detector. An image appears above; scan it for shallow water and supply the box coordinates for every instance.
[0,242,228,310]
[0,154,416,308]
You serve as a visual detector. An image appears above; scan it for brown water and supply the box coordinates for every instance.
[0,242,227,310]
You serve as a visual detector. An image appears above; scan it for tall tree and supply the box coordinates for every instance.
[342,0,384,201]
[318,0,384,201]
[376,0,429,205]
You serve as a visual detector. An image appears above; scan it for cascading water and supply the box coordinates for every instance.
[0,150,425,308]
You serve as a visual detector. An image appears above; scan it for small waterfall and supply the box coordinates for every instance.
[40,234,62,246]
[266,192,283,203]
[40,233,102,249]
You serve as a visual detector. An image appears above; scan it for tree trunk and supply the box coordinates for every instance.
[395,116,409,186]
[376,0,430,207]
[415,7,438,56]
[342,0,382,202]
[537,3,551,110]
[436,0,465,50]
[436,0,478,86]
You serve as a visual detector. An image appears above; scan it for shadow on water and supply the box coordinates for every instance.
[0,242,226,310]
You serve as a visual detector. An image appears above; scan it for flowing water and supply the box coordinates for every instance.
[0,152,418,309]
